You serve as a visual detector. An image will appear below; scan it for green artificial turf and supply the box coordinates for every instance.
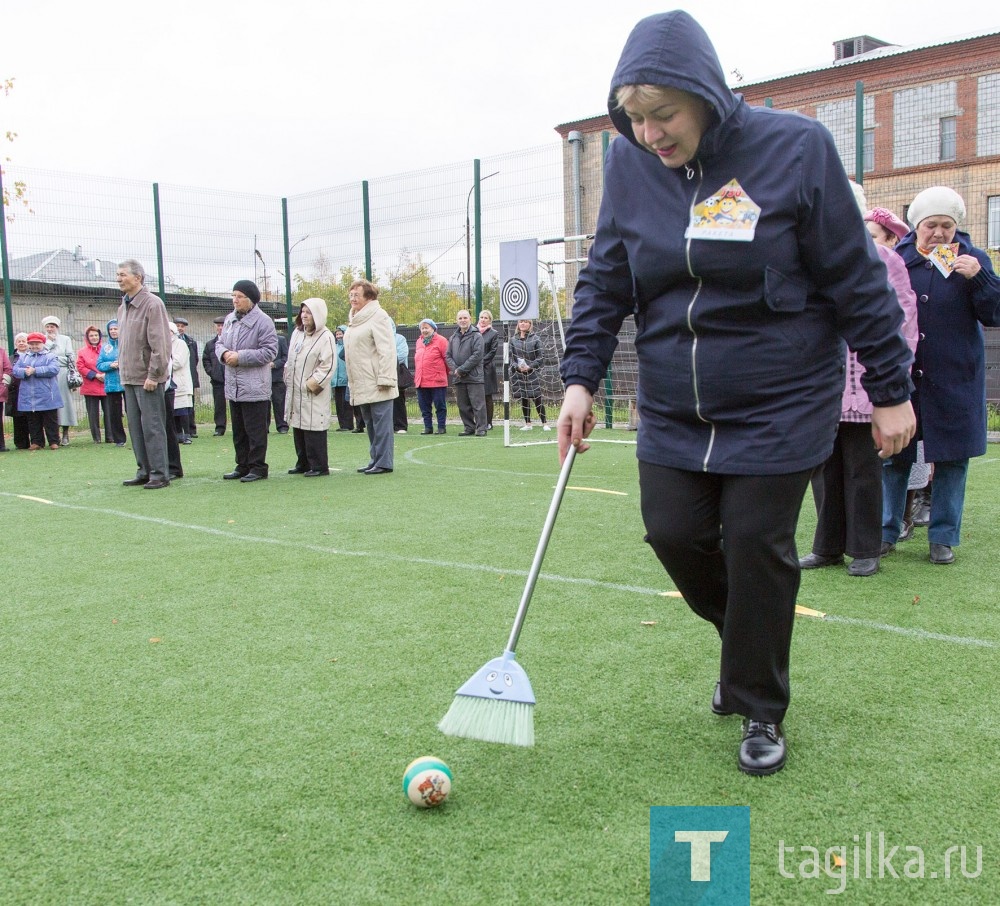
[0,428,996,904]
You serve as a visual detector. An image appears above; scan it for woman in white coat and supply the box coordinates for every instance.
[170,322,194,443]
[284,297,336,477]
[41,315,78,444]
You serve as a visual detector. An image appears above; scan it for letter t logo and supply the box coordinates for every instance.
[674,830,729,881]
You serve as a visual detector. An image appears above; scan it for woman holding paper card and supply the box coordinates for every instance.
[881,186,1000,565]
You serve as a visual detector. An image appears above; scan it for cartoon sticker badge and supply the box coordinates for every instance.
[928,243,960,277]
[685,179,761,242]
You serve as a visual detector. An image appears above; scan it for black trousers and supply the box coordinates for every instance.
[211,382,227,431]
[105,391,127,445]
[638,462,812,725]
[84,394,111,442]
[269,382,287,430]
[8,402,29,449]
[292,427,329,472]
[230,399,270,477]
[392,389,408,432]
[334,387,353,429]
[808,421,882,560]
[26,410,59,447]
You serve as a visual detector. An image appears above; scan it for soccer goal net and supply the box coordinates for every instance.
[497,317,639,448]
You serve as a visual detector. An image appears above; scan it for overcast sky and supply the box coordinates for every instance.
[4,0,998,196]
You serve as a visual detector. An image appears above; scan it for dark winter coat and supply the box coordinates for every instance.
[895,229,1000,463]
[560,11,912,475]
[480,327,499,395]
[203,337,225,385]
[510,330,544,399]
[446,327,484,384]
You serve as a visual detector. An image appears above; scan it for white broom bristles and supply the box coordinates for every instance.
[438,695,535,747]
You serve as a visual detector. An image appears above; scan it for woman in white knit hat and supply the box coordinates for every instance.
[41,315,79,444]
[881,186,1000,565]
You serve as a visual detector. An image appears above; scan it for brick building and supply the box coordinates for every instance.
[554,29,1000,293]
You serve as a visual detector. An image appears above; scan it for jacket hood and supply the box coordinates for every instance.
[300,297,329,332]
[104,319,119,347]
[607,11,739,154]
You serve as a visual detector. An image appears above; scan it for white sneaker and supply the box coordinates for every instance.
[519,424,533,432]
[542,424,551,432]
[396,429,407,434]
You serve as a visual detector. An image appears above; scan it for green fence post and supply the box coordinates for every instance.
[600,136,614,428]
[474,159,483,316]
[152,183,166,298]
[0,166,13,353]
[281,198,294,326]
[855,80,865,185]
[362,180,372,281]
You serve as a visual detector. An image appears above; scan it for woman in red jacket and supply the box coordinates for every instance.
[76,325,110,444]
[414,318,449,435]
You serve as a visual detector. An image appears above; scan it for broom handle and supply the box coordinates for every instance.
[505,444,577,654]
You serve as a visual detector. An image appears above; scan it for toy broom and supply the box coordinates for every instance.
[438,445,577,746]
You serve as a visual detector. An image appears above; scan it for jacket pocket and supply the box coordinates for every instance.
[764,267,808,314]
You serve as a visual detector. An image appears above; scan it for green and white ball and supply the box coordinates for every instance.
[403,757,452,808]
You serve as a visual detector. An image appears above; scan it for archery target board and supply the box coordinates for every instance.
[499,239,539,321]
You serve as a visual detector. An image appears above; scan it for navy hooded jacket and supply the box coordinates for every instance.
[560,11,913,475]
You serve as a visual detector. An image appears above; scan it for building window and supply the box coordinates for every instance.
[988,196,1000,250]
[863,129,875,172]
[940,116,957,161]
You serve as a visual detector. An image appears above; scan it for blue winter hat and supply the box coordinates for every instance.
[419,318,437,330]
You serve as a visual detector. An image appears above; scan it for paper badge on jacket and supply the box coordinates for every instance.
[685,179,761,242]
[928,243,960,277]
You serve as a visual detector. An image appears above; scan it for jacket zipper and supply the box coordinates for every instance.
[683,161,716,472]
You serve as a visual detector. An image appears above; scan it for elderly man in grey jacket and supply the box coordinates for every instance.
[116,259,173,489]
[446,309,487,436]
[216,280,278,482]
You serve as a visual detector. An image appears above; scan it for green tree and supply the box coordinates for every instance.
[2,77,31,222]
[379,252,462,326]
[293,259,367,330]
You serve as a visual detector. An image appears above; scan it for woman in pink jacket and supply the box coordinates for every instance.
[414,318,449,435]
[76,325,110,444]
[799,194,918,576]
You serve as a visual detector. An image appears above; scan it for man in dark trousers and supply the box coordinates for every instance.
[202,315,227,436]
[174,317,200,437]
[269,328,289,434]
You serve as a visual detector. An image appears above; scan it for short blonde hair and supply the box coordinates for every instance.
[614,84,671,110]
[479,310,493,322]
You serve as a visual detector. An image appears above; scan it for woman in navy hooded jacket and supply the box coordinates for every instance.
[557,11,915,776]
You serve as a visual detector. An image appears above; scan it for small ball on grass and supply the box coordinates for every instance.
[403,756,452,808]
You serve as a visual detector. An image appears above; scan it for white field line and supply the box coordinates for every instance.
[2,491,995,650]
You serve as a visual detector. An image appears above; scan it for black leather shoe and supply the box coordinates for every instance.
[357,466,374,473]
[277,426,289,434]
[420,429,433,435]
[929,543,955,565]
[122,475,150,487]
[458,431,475,437]
[170,473,183,480]
[213,429,225,437]
[364,467,393,474]
[240,473,267,482]
[798,552,843,569]
[475,431,487,436]
[435,428,446,434]
[303,469,329,477]
[711,681,733,716]
[880,541,896,556]
[223,471,247,480]
[738,720,786,776]
[847,557,879,577]
[143,479,169,490]
[288,467,307,474]
[351,428,365,434]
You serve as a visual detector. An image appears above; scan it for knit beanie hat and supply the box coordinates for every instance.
[419,318,437,330]
[907,187,965,228]
[864,207,909,240]
[232,280,261,305]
